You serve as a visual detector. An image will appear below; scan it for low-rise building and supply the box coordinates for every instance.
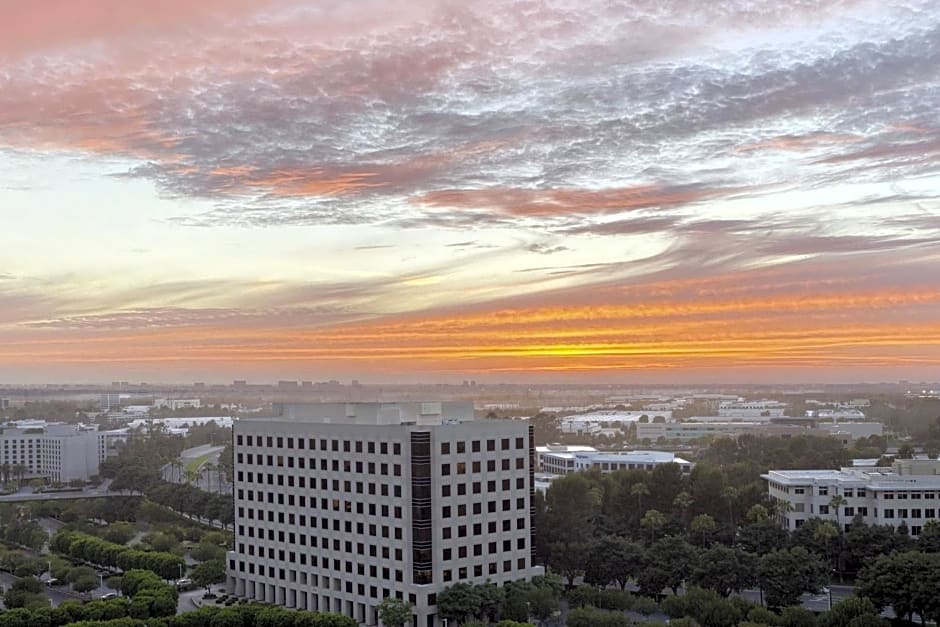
[154,398,202,410]
[560,410,673,435]
[538,448,692,476]
[718,400,787,418]
[0,420,128,482]
[764,459,940,535]
[637,421,810,442]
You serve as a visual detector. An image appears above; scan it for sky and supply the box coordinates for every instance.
[1,0,940,384]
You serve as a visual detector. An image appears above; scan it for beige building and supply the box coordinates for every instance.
[227,402,541,627]
[764,459,940,535]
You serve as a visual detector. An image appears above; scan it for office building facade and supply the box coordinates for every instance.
[764,459,940,535]
[226,403,541,626]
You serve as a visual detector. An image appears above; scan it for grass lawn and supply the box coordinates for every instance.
[184,453,214,475]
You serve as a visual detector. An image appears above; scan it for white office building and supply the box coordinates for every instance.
[537,448,692,476]
[764,459,940,535]
[0,421,128,482]
[154,398,202,410]
[226,402,542,627]
[718,400,787,418]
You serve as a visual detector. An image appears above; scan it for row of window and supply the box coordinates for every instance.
[441,438,525,454]
[238,520,404,543]
[442,499,526,518]
[882,508,937,519]
[236,516,527,543]
[235,537,528,568]
[237,435,403,455]
[239,499,405,521]
[441,458,526,475]
[236,476,527,505]
[786,486,940,500]
[443,559,528,582]
[231,557,530,591]
[442,478,527,497]
[881,492,938,500]
[237,456,403,476]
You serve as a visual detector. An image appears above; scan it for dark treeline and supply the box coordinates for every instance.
[534,434,940,621]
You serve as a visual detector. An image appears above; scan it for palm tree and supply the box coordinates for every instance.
[673,491,694,528]
[203,462,215,493]
[631,482,650,515]
[721,486,738,544]
[829,494,848,582]
[215,463,224,495]
[170,460,183,484]
[640,509,666,543]
[12,464,28,485]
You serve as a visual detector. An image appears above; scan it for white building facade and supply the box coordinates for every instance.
[764,459,940,536]
[538,448,692,475]
[0,421,128,482]
[227,403,541,627]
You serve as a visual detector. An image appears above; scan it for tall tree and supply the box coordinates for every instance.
[640,509,666,543]
[584,536,645,590]
[690,545,758,597]
[377,597,413,627]
[673,491,694,528]
[758,547,827,609]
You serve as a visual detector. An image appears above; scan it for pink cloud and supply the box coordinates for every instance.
[0,0,277,58]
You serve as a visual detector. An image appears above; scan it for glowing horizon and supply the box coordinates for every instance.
[1,0,940,384]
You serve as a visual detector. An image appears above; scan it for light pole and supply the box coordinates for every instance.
[179,563,184,580]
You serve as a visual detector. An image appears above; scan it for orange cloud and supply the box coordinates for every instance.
[416,184,719,216]
[3,282,940,380]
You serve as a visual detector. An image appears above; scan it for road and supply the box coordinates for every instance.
[164,444,232,496]
[0,480,127,503]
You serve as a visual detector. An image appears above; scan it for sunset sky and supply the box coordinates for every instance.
[2,0,940,384]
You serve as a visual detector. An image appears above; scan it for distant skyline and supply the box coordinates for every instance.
[2,0,940,383]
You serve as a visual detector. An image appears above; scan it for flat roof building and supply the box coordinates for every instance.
[227,402,541,627]
[538,448,692,476]
[764,459,940,535]
[0,420,128,482]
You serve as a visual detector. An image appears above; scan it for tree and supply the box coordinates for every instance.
[72,574,99,595]
[191,559,226,592]
[640,509,666,543]
[829,495,848,581]
[584,536,645,590]
[758,547,828,608]
[631,482,650,514]
[438,583,483,624]
[690,514,717,547]
[543,474,598,587]
[377,597,413,627]
[721,486,738,538]
[737,517,789,556]
[857,551,940,624]
[647,536,697,595]
[818,596,884,627]
[526,585,560,626]
[673,491,694,528]
[920,520,940,552]
[690,545,758,597]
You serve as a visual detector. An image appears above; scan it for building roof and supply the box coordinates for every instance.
[763,463,940,489]
[540,449,691,465]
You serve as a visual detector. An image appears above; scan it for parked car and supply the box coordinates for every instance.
[99,592,118,600]
[45,578,63,587]
[176,578,194,591]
